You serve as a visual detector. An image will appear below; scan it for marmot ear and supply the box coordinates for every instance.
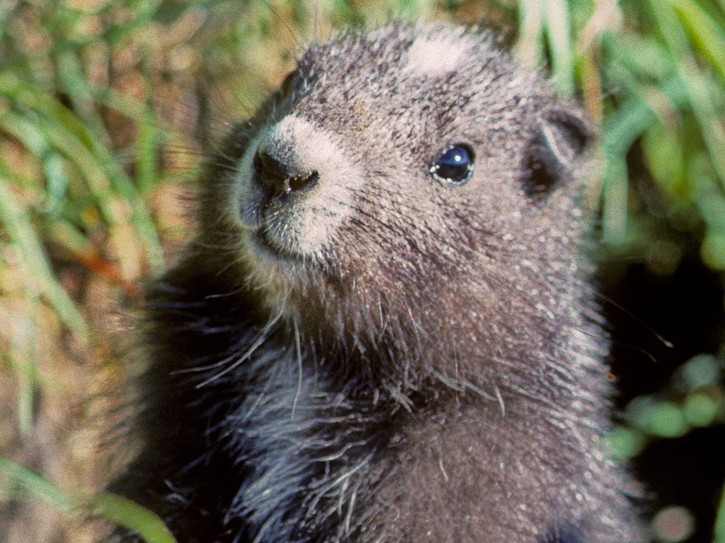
[521,109,593,199]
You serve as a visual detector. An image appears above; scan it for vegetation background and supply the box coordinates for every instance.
[1,0,725,541]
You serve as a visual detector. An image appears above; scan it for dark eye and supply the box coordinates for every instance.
[430,144,475,185]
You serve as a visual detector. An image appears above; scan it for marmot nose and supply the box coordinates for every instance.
[252,148,319,199]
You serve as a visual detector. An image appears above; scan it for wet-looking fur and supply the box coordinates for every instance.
[110,22,645,543]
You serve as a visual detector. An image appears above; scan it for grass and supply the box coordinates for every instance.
[0,457,178,543]
[1,0,724,541]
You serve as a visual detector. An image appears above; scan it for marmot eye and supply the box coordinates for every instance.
[430,143,475,185]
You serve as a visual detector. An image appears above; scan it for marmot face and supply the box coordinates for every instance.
[217,23,592,362]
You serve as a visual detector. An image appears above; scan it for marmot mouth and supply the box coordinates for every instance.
[250,228,304,263]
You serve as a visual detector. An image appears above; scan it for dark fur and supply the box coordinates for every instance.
[110,22,645,542]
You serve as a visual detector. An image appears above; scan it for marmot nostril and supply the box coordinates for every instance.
[253,147,319,197]
[253,148,292,195]
[288,171,319,193]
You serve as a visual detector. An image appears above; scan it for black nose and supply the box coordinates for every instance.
[252,148,319,199]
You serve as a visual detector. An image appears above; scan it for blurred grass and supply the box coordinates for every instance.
[1,0,725,541]
[0,457,178,543]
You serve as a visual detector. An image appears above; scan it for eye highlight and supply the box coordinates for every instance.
[430,143,475,185]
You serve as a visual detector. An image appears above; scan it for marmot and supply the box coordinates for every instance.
[110,21,646,543]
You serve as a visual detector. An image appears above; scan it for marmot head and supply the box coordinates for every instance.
[196,22,594,385]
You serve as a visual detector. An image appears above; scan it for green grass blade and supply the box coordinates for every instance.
[599,68,690,243]
[0,457,75,513]
[0,166,89,339]
[93,491,179,543]
[516,0,545,68]
[648,0,725,193]
[6,305,40,436]
[0,457,177,543]
[542,0,574,94]
[671,0,725,84]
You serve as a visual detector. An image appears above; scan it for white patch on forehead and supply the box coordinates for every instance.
[404,32,470,77]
